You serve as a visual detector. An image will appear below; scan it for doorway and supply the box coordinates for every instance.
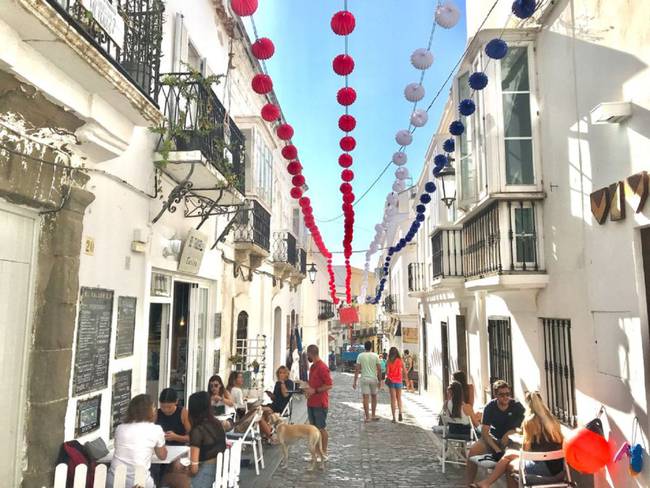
[421,318,428,391]
[441,321,450,396]
[456,315,468,374]
[487,317,514,395]
[170,282,191,404]
[274,307,282,370]
[146,303,170,401]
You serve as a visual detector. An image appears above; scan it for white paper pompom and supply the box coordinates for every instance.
[374,224,385,233]
[395,130,413,146]
[392,151,408,166]
[410,109,429,127]
[395,166,410,180]
[435,1,461,29]
[387,192,399,205]
[411,48,434,70]
[392,180,406,192]
[369,243,378,253]
[404,83,425,103]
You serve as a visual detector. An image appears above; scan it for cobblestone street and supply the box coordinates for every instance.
[260,372,465,488]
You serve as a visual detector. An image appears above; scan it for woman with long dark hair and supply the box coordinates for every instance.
[207,375,234,415]
[452,370,475,407]
[226,371,246,419]
[385,347,408,422]
[187,391,227,487]
[445,381,480,431]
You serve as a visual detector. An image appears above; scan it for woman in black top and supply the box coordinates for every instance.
[268,365,294,413]
[188,391,227,488]
[157,388,191,445]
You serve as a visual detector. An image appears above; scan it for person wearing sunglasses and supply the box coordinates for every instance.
[466,380,525,485]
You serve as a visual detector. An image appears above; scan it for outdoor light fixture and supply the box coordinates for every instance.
[307,263,318,284]
[435,159,457,208]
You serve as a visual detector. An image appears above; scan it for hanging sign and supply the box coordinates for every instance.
[80,0,125,50]
[339,306,359,324]
[178,229,207,274]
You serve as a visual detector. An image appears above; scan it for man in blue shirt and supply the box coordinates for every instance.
[466,380,525,484]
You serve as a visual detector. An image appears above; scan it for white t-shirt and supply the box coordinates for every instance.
[230,386,246,410]
[109,422,165,488]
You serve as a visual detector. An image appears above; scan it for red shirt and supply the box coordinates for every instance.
[386,358,404,383]
[307,359,333,408]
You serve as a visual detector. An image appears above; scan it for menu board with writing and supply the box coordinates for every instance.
[73,287,114,396]
[115,296,137,358]
[111,369,132,437]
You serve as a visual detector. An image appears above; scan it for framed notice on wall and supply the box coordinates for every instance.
[73,287,114,396]
[115,296,137,358]
[76,395,101,437]
[402,327,419,344]
[111,370,132,437]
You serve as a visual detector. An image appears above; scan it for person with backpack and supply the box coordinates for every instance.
[107,394,167,488]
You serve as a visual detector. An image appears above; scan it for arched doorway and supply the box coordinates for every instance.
[274,307,282,369]
[236,311,248,367]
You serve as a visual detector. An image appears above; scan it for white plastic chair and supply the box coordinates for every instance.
[440,414,477,473]
[514,449,574,487]
[279,395,294,423]
[226,408,264,475]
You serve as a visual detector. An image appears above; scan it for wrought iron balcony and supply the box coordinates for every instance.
[407,263,425,293]
[432,228,464,279]
[46,0,164,103]
[232,200,271,253]
[156,72,246,195]
[462,200,542,281]
[318,300,335,321]
[272,231,297,268]
[383,294,399,314]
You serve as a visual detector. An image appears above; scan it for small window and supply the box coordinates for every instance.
[458,72,477,202]
[542,318,577,427]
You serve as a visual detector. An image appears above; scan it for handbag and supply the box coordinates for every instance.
[83,437,109,461]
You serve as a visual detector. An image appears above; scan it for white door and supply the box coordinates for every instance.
[0,206,37,486]
[188,285,209,396]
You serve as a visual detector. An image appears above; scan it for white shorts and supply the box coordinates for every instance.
[360,377,379,395]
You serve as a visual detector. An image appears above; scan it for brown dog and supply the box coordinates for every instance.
[268,413,325,471]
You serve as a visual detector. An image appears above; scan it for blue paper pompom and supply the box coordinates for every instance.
[425,181,437,193]
[434,154,448,168]
[449,120,465,136]
[459,99,476,116]
[416,213,425,222]
[420,193,432,204]
[399,238,406,247]
[443,138,455,153]
[432,166,442,177]
[386,256,391,261]
[512,0,536,19]
[485,38,509,60]
[388,248,394,255]
[416,204,426,214]
[468,72,489,90]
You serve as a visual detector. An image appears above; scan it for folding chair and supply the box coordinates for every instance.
[513,449,575,487]
[280,395,293,423]
[226,408,264,475]
[440,414,478,473]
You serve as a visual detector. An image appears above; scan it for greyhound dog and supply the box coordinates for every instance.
[268,413,325,471]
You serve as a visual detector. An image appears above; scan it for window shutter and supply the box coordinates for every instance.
[173,13,189,71]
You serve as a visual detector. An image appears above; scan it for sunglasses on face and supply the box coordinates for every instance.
[496,391,511,398]
[210,382,220,388]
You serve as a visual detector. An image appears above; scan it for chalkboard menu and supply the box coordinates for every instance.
[111,369,132,437]
[73,287,114,396]
[115,296,137,358]
[76,395,101,437]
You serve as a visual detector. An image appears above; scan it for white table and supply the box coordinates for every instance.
[97,445,189,465]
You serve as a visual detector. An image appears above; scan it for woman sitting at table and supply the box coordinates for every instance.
[226,371,247,419]
[266,365,295,414]
[208,375,234,413]
[188,391,227,488]
[155,388,191,488]
[452,370,475,407]
[107,394,167,488]
[444,380,481,432]
[471,391,564,488]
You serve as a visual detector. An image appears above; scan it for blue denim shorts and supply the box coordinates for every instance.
[386,379,403,389]
[308,407,328,429]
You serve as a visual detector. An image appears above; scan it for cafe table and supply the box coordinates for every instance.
[97,445,189,465]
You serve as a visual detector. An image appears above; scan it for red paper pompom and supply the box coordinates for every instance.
[303,207,313,217]
[341,169,354,182]
[261,103,280,122]
[251,73,273,94]
[287,161,302,175]
[230,0,258,16]
[338,114,356,132]
[304,216,315,225]
[340,182,352,194]
[276,124,294,141]
[251,37,275,60]
[298,196,311,208]
[333,54,355,76]
[292,174,305,187]
[338,154,353,168]
[337,87,357,106]
[281,145,298,160]
[564,424,611,474]
[331,11,356,35]
[343,192,355,204]
[340,136,356,152]
[290,187,303,199]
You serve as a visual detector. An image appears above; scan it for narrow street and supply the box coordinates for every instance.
[254,372,464,488]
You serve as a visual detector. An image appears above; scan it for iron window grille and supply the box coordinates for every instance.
[299,248,307,275]
[542,318,577,427]
[272,231,297,266]
[432,229,463,278]
[46,0,164,103]
[463,202,502,279]
[156,72,246,194]
[232,200,271,252]
[318,300,335,321]
[508,201,539,271]
[487,318,514,394]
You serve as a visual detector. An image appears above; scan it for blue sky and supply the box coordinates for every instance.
[246,1,467,268]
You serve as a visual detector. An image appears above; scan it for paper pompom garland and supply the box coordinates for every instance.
[469,71,489,90]
[410,109,429,127]
[395,130,413,146]
[459,99,476,116]
[261,103,280,122]
[230,0,258,17]
[435,1,461,28]
[512,0,537,19]
[333,54,355,76]
[485,38,509,60]
[251,37,274,60]
[338,114,356,132]
[404,83,425,102]
[411,48,434,70]
[331,10,356,35]
[276,124,294,141]
[251,74,273,94]
[337,87,357,106]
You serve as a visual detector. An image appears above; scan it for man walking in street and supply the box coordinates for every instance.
[353,341,382,422]
[305,344,333,459]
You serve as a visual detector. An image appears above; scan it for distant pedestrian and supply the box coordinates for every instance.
[305,344,333,458]
[380,352,387,380]
[352,341,382,422]
[386,347,408,422]
[403,350,415,392]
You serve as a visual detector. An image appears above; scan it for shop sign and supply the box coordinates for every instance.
[590,171,648,224]
[402,327,419,343]
[80,0,125,49]
[178,229,207,274]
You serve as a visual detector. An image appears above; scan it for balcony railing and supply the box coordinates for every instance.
[232,200,270,252]
[318,300,335,321]
[47,0,164,103]
[156,72,246,194]
[272,231,297,267]
[463,202,502,278]
[383,294,399,314]
[407,263,425,292]
[432,229,463,278]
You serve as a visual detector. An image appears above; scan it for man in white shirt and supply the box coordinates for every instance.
[353,341,382,422]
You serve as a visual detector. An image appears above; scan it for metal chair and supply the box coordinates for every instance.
[279,395,294,423]
[226,408,264,475]
[514,449,575,487]
[440,414,478,473]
